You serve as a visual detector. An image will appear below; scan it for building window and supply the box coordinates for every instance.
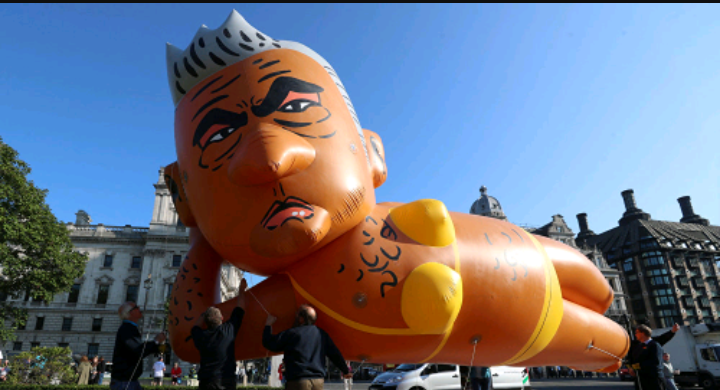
[131,256,142,269]
[672,257,684,269]
[17,319,26,331]
[35,317,45,331]
[126,285,139,303]
[623,259,634,272]
[13,342,22,351]
[68,283,81,303]
[88,343,99,358]
[166,283,173,300]
[24,288,31,301]
[0,291,7,302]
[556,226,563,233]
[30,342,40,349]
[97,285,110,304]
[62,317,73,331]
[104,255,113,267]
[58,342,69,349]
[702,260,714,275]
[92,318,103,332]
[172,255,182,267]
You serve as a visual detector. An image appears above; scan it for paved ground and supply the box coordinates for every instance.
[324,378,639,390]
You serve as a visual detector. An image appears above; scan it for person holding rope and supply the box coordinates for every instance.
[630,325,665,390]
[263,304,352,390]
[628,323,679,390]
[110,301,167,390]
[191,279,248,390]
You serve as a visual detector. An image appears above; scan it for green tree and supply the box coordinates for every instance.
[7,346,78,384]
[0,136,86,343]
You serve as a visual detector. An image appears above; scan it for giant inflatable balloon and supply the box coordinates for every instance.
[164,10,629,371]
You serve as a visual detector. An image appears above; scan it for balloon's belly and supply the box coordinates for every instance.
[285,210,562,365]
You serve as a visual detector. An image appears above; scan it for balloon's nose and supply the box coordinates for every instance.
[228,124,316,186]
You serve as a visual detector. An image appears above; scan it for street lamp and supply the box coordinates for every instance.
[143,273,153,331]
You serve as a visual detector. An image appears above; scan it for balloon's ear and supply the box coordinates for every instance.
[363,129,387,188]
[164,162,197,227]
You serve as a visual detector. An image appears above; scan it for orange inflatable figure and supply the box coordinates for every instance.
[164,10,629,371]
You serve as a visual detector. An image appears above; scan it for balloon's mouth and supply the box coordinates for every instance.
[261,196,314,230]
[250,204,331,258]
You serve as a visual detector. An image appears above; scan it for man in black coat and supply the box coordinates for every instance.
[263,304,352,390]
[630,325,666,390]
[191,279,247,390]
[110,302,167,390]
[628,323,679,390]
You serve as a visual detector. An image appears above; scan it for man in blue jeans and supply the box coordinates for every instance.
[470,366,492,390]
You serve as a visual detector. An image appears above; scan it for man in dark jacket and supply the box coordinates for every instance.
[191,279,247,390]
[111,302,166,390]
[630,325,665,390]
[628,323,679,390]
[263,304,352,390]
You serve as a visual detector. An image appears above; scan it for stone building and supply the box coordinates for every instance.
[579,190,720,328]
[469,186,630,328]
[2,168,243,372]
[469,186,508,221]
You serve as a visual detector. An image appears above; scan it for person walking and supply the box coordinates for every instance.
[278,359,285,386]
[78,356,92,385]
[237,364,246,385]
[469,366,492,390]
[153,357,166,386]
[110,301,166,390]
[662,353,679,390]
[97,357,107,385]
[90,356,100,385]
[630,325,665,390]
[191,279,247,390]
[262,304,352,390]
[171,362,183,386]
[189,365,199,387]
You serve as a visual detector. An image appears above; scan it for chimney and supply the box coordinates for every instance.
[621,190,638,211]
[619,189,651,225]
[678,196,709,226]
[577,213,590,233]
[575,213,596,247]
[75,210,92,226]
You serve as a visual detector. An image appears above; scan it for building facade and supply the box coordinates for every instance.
[579,190,720,329]
[3,168,243,372]
[469,186,630,328]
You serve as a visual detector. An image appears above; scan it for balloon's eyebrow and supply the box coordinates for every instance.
[251,77,324,118]
[258,70,292,84]
[193,95,229,121]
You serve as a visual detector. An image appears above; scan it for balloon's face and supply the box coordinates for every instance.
[174,49,375,275]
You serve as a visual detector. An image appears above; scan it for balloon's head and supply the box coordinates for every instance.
[167,11,387,275]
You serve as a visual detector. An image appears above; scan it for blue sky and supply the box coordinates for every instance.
[2,3,718,238]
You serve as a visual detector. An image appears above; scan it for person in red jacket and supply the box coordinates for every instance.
[279,359,285,385]
[171,363,182,386]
